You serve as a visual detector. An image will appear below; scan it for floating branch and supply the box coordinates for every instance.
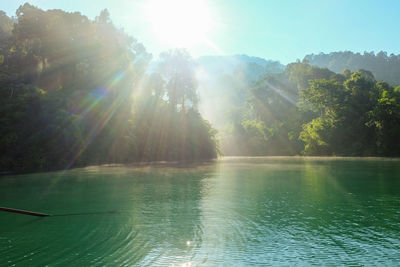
[0,207,119,217]
[0,207,51,217]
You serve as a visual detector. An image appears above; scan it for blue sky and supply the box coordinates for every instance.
[2,0,400,64]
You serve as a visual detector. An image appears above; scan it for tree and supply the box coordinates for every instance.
[159,49,198,111]
[0,5,150,171]
[367,84,400,156]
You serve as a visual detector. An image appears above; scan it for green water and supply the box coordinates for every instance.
[1,157,400,266]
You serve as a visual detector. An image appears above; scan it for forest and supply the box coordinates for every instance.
[305,51,400,85]
[219,62,400,156]
[1,4,400,172]
[0,4,218,172]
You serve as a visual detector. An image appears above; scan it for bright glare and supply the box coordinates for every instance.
[145,0,213,48]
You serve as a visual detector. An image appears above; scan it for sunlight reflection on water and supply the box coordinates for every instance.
[0,157,399,265]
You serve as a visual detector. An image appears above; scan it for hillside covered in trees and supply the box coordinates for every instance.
[0,4,218,172]
[304,51,400,86]
[1,4,400,173]
[219,61,400,156]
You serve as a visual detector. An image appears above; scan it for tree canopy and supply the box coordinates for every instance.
[304,51,400,86]
[219,60,400,157]
[0,4,218,172]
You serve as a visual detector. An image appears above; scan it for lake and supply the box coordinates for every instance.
[1,157,399,266]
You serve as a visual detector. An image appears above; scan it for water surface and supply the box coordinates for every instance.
[1,157,400,266]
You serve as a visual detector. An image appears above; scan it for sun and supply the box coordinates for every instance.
[145,0,213,48]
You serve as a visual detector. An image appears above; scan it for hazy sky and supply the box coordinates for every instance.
[2,0,400,63]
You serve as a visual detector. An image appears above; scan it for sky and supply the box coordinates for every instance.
[2,0,400,64]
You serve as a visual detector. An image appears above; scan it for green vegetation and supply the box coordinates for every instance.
[0,4,217,172]
[305,51,400,86]
[220,61,400,156]
[1,4,399,172]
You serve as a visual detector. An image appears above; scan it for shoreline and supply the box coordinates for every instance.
[2,155,400,176]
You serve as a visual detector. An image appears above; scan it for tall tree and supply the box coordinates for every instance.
[159,49,198,111]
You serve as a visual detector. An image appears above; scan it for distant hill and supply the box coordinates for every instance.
[197,54,284,78]
[304,51,400,85]
[148,54,284,77]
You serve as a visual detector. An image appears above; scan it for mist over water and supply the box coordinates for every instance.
[1,157,399,266]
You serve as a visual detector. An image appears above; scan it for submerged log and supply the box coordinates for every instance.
[0,207,51,217]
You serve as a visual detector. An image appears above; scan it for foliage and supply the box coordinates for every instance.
[0,5,218,172]
[305,51,400,86]
[158,49,198,110]
[221,61,400,157]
